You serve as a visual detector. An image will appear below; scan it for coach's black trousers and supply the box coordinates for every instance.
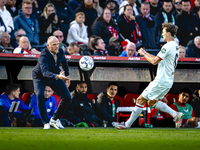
[33,78,71,124]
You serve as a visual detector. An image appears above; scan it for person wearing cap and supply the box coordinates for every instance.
[119,42,139,57]
[105,0,120,25]
[107,36,123,56]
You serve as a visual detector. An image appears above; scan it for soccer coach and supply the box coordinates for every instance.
[32,36,71,129]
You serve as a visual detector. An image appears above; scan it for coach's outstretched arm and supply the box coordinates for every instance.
[138,48,161,65]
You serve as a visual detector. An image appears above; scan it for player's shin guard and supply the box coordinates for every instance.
[126,103,144,127]
[154,101,177,117]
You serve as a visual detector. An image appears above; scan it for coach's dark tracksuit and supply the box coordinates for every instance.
[32,48,71,124]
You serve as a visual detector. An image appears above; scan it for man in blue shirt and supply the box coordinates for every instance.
[0,83,34,127]
[119,42,139,57]
[30,86,57,127]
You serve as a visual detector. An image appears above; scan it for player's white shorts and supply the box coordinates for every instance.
[141,81,171,100]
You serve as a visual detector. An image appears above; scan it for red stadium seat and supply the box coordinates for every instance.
[165,93,179,106]
[21,92,32,105]
[52,94,61,108]
[87,94,98,104]
[114,95,125,107]
[123,93,139,107]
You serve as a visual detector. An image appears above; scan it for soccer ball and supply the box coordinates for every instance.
[79,56,94,71]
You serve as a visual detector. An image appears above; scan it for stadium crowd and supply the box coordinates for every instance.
[0,0,200,128]
[0,0,200,57]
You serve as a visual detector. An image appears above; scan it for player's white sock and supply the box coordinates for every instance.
[154,101,177,118]
[126,103,144,127]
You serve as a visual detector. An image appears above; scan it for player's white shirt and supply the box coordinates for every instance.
[154,41,179,88]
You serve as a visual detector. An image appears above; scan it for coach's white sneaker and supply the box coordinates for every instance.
[49,118,65,129]
[43,123,50,129]
[112,122,130,129]
[174,112,184,129]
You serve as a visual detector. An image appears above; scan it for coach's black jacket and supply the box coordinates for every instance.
[95,92,120,124]
[63,90,98,124]
[32,48,69,80]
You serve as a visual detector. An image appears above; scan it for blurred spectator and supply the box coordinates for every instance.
[13,36,41,54]
[188,87,200,117]
[105,0,119,24]
[75,0,98,36]
[0,32,14,53]
[186,36,200,57]
[92,36,109,56]
[0,83,34,127]
[39,3,60,44]
[13,28,26,48]
[67,12,89,45]
[136,2,160,49]
[191,0,200,18]
[91,8,119,46]
[172,0,182,17]
[0,0,14,35]
[63,81,99,127]
[88,35,97,55]
[68,0,81,11]
[107,36,122,56]
[170,88,200,128]
[118,4,142,45]
[93,0,103,17]
[119,0,140,16]
[30,86,57,127]
[14,0,40,46]
[149,0,161,16]
[119,42,139,57]
[175,0,200,46]
[6,0,18,17]
[156,0,179,47]
[95,82,120,127]
[17,0,42,21]
[65,42,80,55]
[179,45,186,58]
[156,0,174,26]
[53,30,67,50]
[50,0,75,38]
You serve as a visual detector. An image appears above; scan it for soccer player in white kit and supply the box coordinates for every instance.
[112,23,184,129]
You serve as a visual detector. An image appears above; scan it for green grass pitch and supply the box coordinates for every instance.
[0,127,200,150]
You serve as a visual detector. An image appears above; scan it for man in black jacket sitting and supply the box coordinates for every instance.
[63,81,99,127]
[95,82,120,127]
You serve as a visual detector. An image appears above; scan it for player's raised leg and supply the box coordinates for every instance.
[112,95,147,129]
[152,100,183,129]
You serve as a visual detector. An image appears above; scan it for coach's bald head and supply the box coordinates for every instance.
[47,36,60,54]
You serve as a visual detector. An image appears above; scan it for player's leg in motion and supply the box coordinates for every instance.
[113,96,183,129]
[151,100,183,129]
[112,95,147,129]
